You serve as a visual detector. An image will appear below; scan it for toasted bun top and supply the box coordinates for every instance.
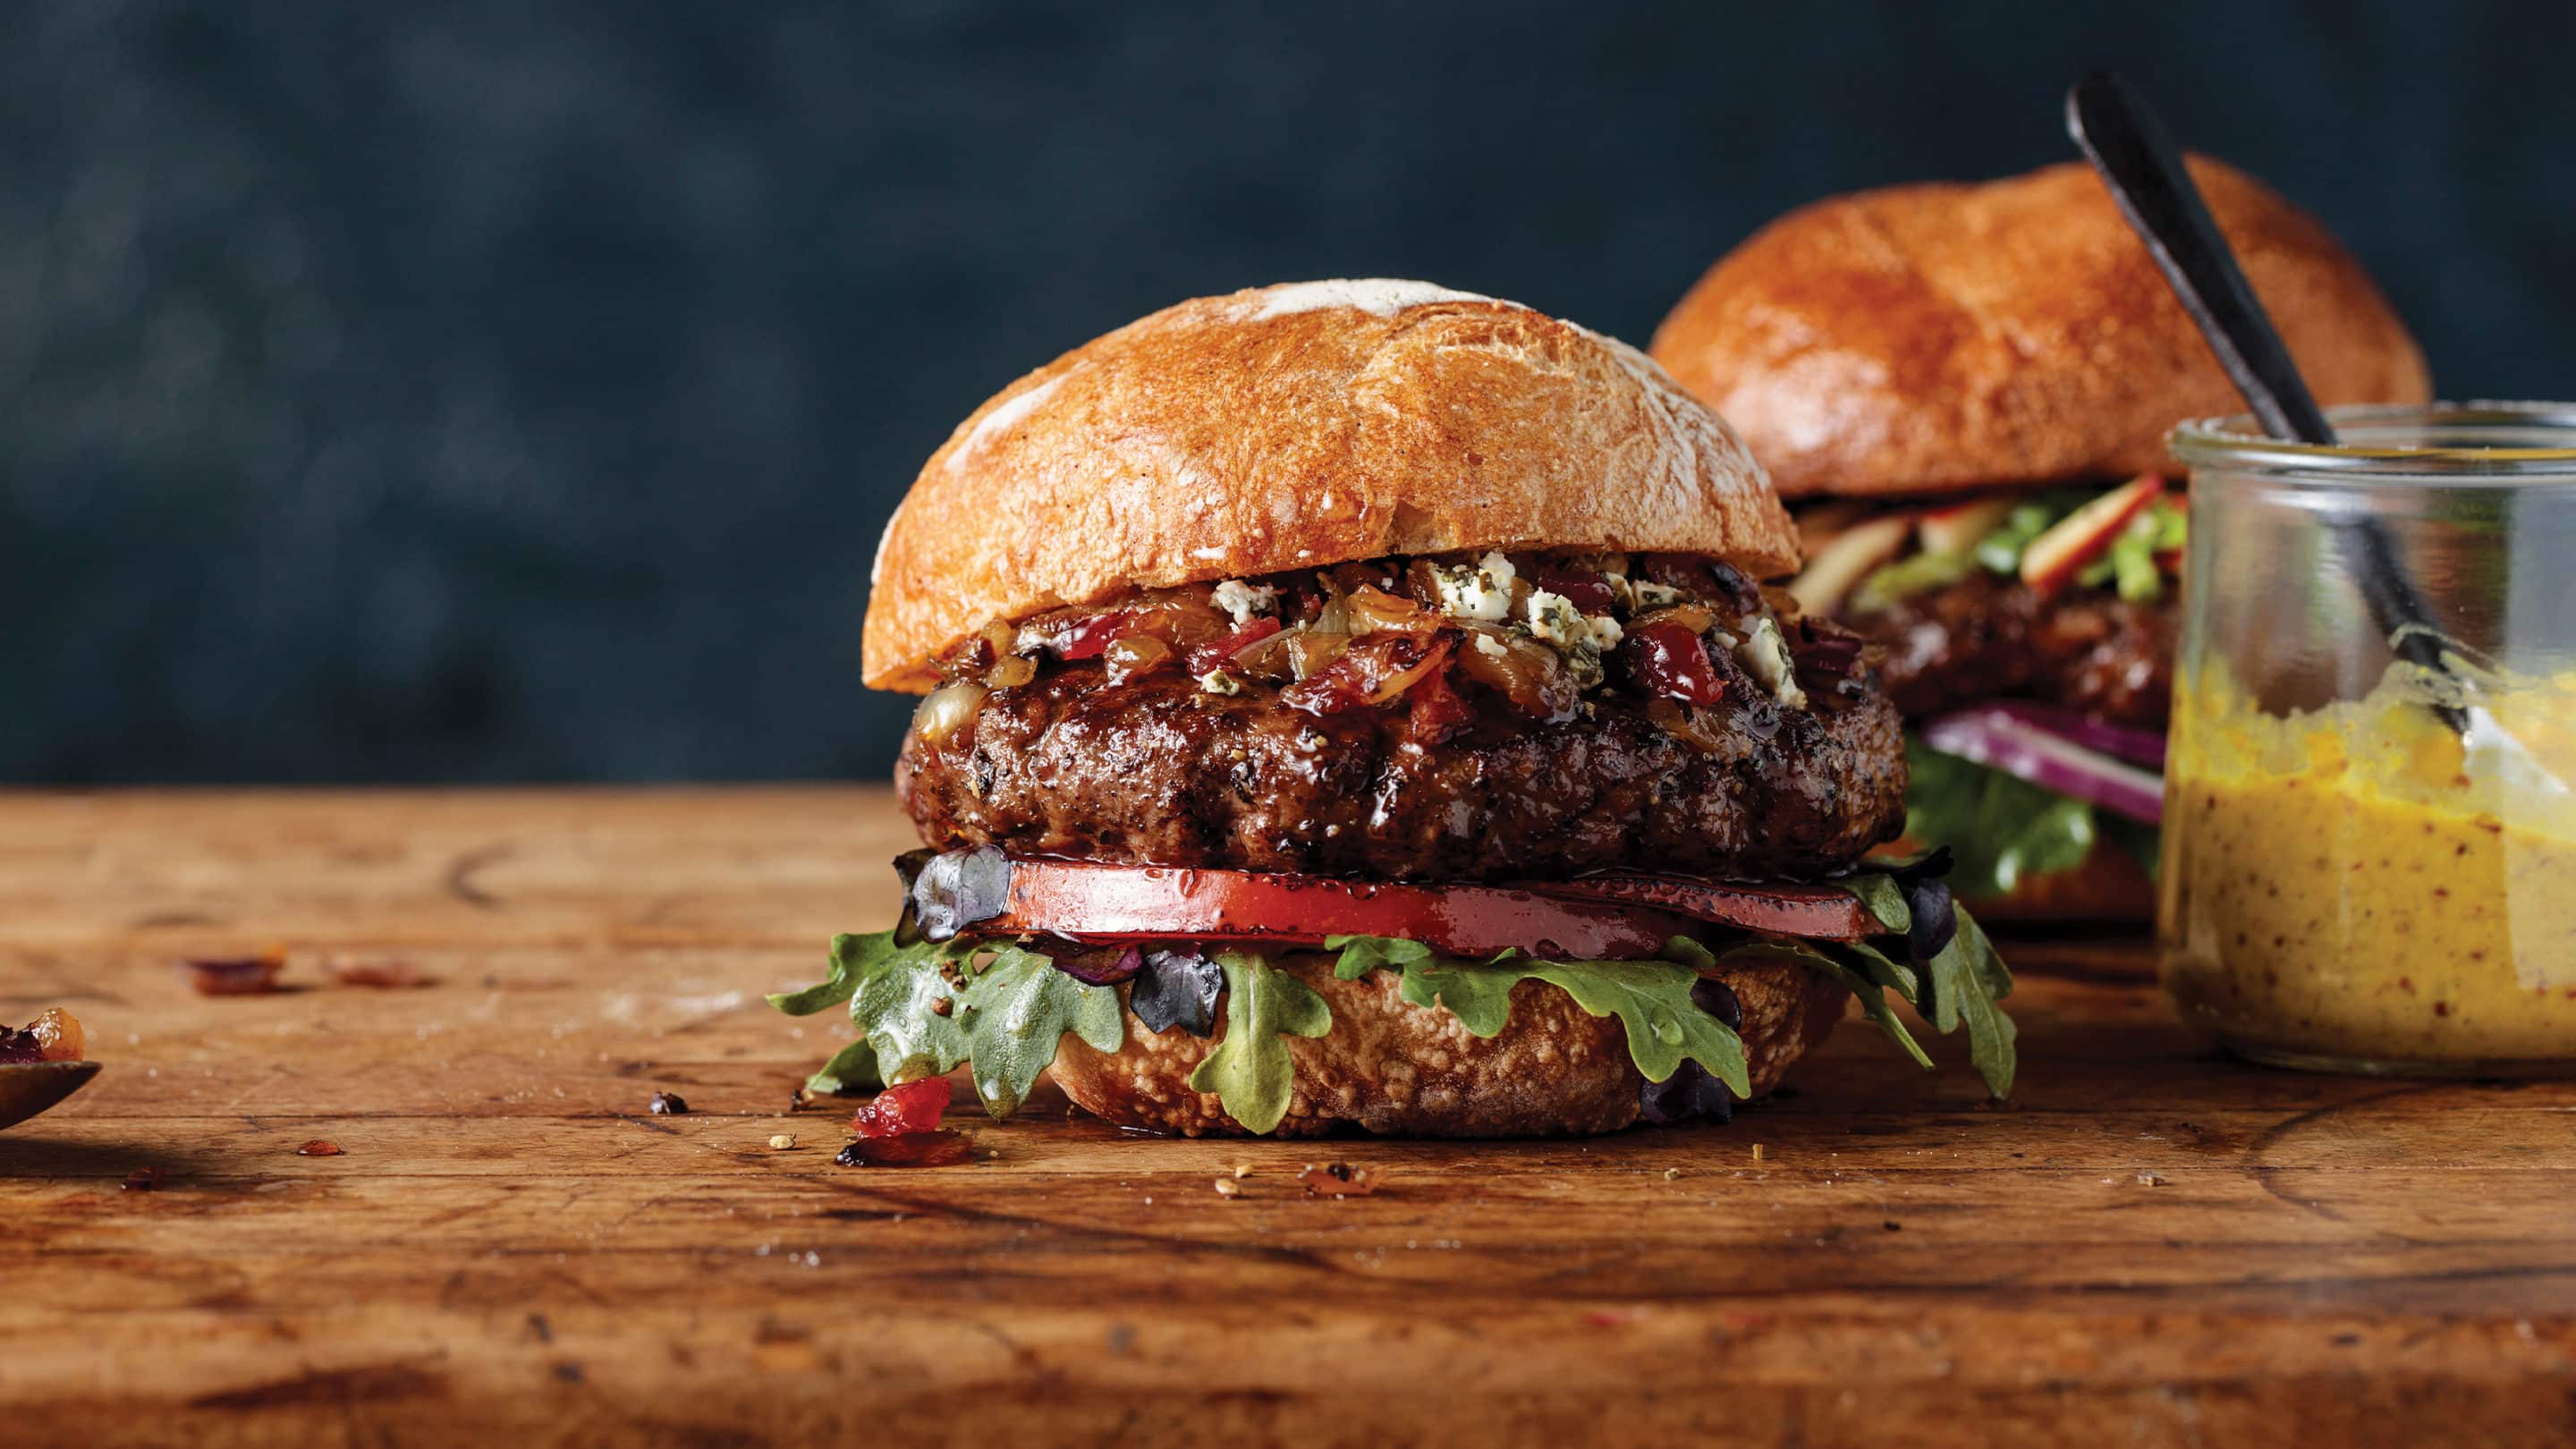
[863,280,1798,691]
[1648,157,2432,499]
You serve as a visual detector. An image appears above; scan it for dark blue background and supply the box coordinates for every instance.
[8,2,2571,783]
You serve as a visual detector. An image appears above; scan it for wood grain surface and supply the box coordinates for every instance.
[3,789,2572,1448]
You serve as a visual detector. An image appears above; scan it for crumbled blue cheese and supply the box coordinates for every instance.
[1196,669,1242,696]
[1471,631,1509,659]
[1522,589,1587,650]
[1586,614,1624,651]
[1630,580,1683,610]
[1521,589,1612,690]
[1737,616,1806,708]
[1210,580,1277,627]
[1430,552,1516,621]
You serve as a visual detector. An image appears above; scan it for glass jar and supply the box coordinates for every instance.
[2161,402,2576,1074]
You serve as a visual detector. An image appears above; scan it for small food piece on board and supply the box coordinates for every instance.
[0,1008,84,1063]
[327,957,431,988]
[648,1091,690,1115]
[835,1129,970,1167]
[1296,1162,1379,1198]
[850,1079,949,1140]
[295,1140,343,1157]
[180,953,286,996]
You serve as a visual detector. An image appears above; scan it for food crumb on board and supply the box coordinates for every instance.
[327,957,431,988]
[179,953,285,996]
[2137,1171,2167,1186]
[768,1134,796,1151]
[1213,1178,1241,1198]
[1751,1144,1767,1162]
[294,1140,343,1157]
[1663,1166,1684,1181]
[1296,1162,1378,1198]
[648,1091,690,1115]
[1233,1163,1253,1180]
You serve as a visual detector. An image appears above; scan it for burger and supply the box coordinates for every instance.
[772,280,2015,1138]
[1648,157,2429,918]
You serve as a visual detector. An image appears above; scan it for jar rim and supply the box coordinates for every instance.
[2169,401,2576,477]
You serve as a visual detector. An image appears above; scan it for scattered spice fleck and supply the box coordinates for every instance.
[648,1091,690,1115]
[1295,1161,1378,1198]
[326,957,430,988]
[294,1140,343,1157]
[929,996,953,1017]
[180,953,284,996]
[1212,1178,1241,1199]
[123,1167,161,1192]
[767,1134,797,1151]
[1882,1220,1902,1232]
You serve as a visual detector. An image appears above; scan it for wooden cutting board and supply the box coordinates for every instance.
[2,789,2570,1447]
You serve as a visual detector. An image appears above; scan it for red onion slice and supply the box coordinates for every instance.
[1973,700,2167,769]
[1920,708,2165,824]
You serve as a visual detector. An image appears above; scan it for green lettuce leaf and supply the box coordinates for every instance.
[1924,907,2017,1097]
[803,1037,882,1097]
[1189,951,1333,1134]
[1903,738,2100,900]
[2100,814,2164,883]
[953,944,1125,1116]
[1325,933,1435,980]
[764,929,1123,1116]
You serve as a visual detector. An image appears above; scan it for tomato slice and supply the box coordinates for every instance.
[971,859,1697,961]
[1523,874,1874,942]
[939,858,1877,957]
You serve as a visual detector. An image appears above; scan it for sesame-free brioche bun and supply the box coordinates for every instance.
[1047,951,1847,1138]
[864,280,1799,691]
[1648,157,2430,500]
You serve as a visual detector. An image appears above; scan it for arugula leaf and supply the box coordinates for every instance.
[765,932,880,1017]
[1522,958,1751,1097]
[1723,938,1934,1072]
[953,944,1123,1116]
[1925,908,2017,1098]
[1189,952,1333,1134]
[1393,955,1525,1035]
[803,1037,881,1097]
[1837,873,1912,935]
[852,940,973,1085]
[1387,949,1750,1097]
[1904,738,2100,899]
[1325,934,1435,980]
[767,929,1121,1119]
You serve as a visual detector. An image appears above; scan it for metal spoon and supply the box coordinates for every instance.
[0,1060,101,1131]
[2067,73,2563,797]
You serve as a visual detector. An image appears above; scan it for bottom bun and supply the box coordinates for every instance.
[1048,953,1848,1138]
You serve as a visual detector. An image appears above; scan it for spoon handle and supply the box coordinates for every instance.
[2065,72,2336,445]
[2066,72,2462,730]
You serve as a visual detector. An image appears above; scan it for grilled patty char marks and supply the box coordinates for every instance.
[897,645,1905,883]
[1846,572,2174,728]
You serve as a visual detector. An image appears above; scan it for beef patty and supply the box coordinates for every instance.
[1844,572,2174,726]
[897,647,1907,883]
